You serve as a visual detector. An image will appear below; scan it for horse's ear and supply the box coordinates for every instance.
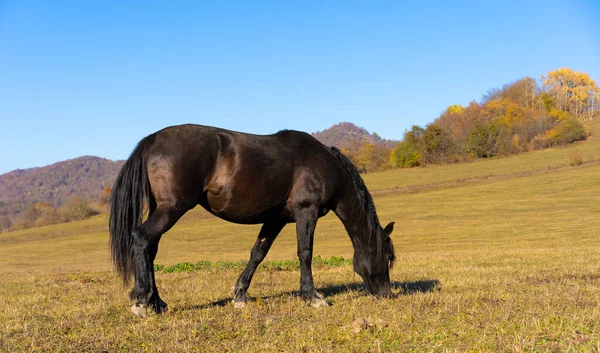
[383,221,395,236]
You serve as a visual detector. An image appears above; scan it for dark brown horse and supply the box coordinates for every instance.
[109,124,395,317]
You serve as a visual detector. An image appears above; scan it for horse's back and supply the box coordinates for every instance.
[146,124,341,223]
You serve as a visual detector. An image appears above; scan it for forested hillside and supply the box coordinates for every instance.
[0,156,123,229]
[391,68,598,167]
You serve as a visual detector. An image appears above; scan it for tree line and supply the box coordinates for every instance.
[345,68,597,170]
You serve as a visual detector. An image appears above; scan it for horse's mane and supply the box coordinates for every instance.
[329,146,384,257]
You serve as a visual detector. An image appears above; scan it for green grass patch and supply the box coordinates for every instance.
[155,255,353,273]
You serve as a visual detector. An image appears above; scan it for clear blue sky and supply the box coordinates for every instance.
[1,1,599,174]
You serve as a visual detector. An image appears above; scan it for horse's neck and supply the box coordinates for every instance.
[335,183,373,247]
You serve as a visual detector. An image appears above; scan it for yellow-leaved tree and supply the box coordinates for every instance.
[542,68,599,120]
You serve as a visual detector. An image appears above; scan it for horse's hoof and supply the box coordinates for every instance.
[151,297,168,314]
[232,299,247,309]
[310,297,330,308]
[153,301,168,314]
[231,290,248,309]
[131,304,148,318]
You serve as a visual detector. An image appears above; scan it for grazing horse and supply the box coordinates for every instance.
[109,124,396,317]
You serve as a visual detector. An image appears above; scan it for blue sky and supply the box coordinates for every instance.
[1,0,599,174]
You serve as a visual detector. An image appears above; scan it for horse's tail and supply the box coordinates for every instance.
[109,133,157,285]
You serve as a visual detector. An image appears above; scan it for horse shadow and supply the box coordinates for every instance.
[318,279,440,297]
[175,279,440,312]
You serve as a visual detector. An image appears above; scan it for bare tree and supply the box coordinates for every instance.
[61,197,97,222]
[0,217,11,232]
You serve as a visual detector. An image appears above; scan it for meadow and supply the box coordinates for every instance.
[1,126,600,352]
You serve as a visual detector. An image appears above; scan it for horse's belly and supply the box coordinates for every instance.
[204,189,287,224]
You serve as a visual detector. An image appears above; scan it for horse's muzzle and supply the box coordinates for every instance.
[364,274,392,298]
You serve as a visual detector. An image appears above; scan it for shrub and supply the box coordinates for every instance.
[529,134,550,151]
[36,208,64,227]
[0,217,12,232]
[545,115,587,146]
[61,197,97,222]
[391,141,420,168]
[569,152,583,166]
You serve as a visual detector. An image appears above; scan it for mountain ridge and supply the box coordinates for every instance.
[312,122,398,149]
[0,156,124,219]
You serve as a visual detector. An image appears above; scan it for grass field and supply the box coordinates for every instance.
[1,125,600,352]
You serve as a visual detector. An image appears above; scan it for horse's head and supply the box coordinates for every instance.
[353,221,396,298]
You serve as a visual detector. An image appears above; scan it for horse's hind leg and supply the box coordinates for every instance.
[146,199,167,313]
[231,221,285,308]
[130,206,186,317]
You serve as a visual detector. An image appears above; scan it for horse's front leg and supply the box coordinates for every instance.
[295,206,329,307]
[232,221,285,308]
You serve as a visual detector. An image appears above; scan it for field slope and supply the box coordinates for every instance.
[1,131,600,352]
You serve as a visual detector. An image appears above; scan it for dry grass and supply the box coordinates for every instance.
[2,131,600,352]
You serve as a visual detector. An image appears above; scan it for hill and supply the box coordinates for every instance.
[0,156,124,219]
[312,122,398,149]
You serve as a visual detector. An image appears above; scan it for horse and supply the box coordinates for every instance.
[109,124,396,317]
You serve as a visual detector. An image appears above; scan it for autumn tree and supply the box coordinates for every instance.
[99,186,112,204]
[354,142,375,172]
[435,101,484,156]
[542,68,600,119]
[373,145,393,171]
[483,77,541,110]
[351,142,392,173]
